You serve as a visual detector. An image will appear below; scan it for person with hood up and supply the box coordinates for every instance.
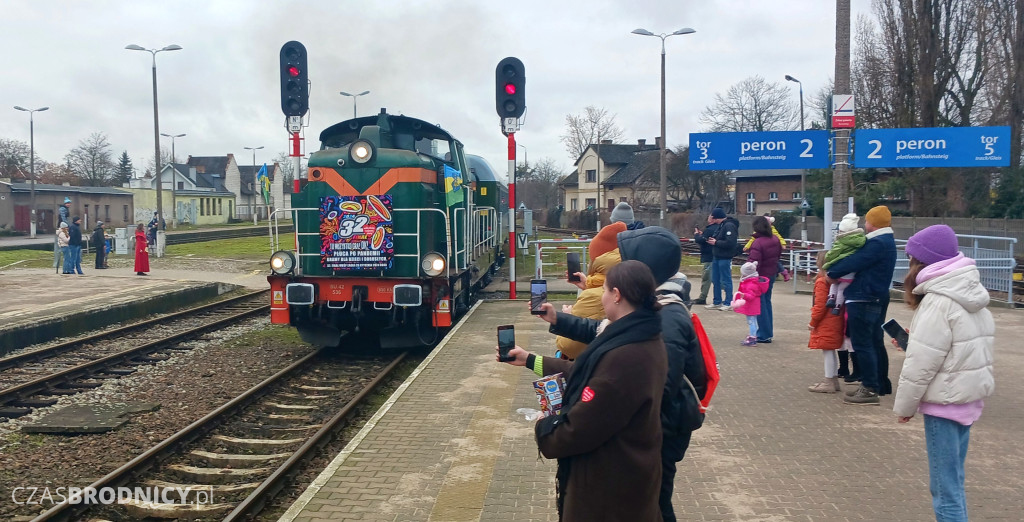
[827,205,897,404]
[57,222,71,274]
[893,225,994,522]
[557,221,626,360]
[610,201,645,230]
[732,261,770,346]
[68,216,84,275]
[499,260,667,521]
[705,207,739,311]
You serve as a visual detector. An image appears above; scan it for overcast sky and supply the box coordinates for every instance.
[1,0,872,181]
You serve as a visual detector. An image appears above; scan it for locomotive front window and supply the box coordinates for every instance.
[415,137,453,164]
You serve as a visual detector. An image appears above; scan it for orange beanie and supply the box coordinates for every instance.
[865,205,892,228]
[589,222,627,259]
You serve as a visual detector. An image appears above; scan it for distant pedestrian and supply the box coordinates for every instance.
[731,261,769,346]
[807,252,845,393]
[91,221,108,269]
[704,207,739,311]
[746,216,782,343]
[826,205,897,404]
[742,213,790,282]
[134,223,150,276]
[68,217,84,275]
[56,223,71,274]
[498,260,667,521]
[147,212,160,247]
[692,212,719,305]
[53,197,71,269]
[894,224,995,522]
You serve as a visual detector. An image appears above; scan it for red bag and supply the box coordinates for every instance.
[689,313,720,413]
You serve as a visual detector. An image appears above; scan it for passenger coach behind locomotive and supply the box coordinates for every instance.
[268,109,505,348]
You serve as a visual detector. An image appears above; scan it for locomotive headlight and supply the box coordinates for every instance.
[270,250,296,275]
[421,252,446,277]
[350,140,375,164]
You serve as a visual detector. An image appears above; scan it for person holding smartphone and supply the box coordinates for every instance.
[894,225,995,522]
[497,260,666,521]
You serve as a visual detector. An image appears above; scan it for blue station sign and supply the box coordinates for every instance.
[689,130,831,171]
[853,126,1011,168]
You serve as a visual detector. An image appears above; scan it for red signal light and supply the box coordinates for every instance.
[288,66,301,77]
[504,83,516,95]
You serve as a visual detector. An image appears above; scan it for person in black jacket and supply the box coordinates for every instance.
[91,221,108,269]
[68,216,84,275]
[692,213,719,305]
[705,208,739,310]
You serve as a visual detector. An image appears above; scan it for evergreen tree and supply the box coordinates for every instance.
[115,151,134,186]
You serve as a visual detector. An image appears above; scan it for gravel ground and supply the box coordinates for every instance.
[0,317,315,520]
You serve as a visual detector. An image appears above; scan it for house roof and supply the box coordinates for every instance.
[559,171,578,187]
[6,182,133,196]
[731,168,804,179]
[603,148,662,186]
[238,164,278,196]
[573,142,660,167]
[187,156,230,175]
[162,163,230,193]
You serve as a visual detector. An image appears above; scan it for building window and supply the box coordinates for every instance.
[104,205,110,221]
[123,205,129,221]
[620,197,627,202]
[571,199,578,210]
[200,199,205,217]
[793,192,801,200]
[746,193,755,214]
[178,181,184,190]
[218,199,223,215]
[769,192,778,201]
[585,198,596,210]
[585,169,596,183]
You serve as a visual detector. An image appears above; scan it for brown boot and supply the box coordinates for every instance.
[808,378,839,394]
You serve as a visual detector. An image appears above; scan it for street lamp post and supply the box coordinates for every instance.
[785,74,808,242]
[632,27,696,226]
[13,106,48,238]
[339,90,370,118]
[126,43,182,235]
[160,133,185,229]
[244,146,264,223]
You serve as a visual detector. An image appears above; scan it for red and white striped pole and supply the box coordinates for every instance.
[507,132,517,299]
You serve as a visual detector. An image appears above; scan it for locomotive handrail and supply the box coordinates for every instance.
[472,207,498,259]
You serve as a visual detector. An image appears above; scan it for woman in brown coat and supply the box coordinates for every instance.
[500,260,667,521]
[808,252,846,392]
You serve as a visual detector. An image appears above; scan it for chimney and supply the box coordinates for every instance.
[637,139,646,148]
[600,139,612,145]
[656,136,663,148]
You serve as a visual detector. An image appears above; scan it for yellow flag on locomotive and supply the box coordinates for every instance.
[443,165,464,206]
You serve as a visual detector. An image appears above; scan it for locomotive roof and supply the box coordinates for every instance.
[466,154,502,183]
[318,110,455,149]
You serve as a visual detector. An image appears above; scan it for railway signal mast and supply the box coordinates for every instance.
[280,41,309,194]
[495,57,525,299]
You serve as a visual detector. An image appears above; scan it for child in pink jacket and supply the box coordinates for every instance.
[733,261,770,346]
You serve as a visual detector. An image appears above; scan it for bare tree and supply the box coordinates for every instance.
[65,132,115,186]
[560,106,623,161]
[0,138,32,180]
[698,75,800,132]
[667,146,730,211]
[273,151,305,192]
[516,157,564,209]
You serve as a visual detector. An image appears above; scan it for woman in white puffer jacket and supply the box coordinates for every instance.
[894,224,995,522]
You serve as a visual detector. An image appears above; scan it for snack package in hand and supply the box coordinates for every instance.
[533,373,567,418]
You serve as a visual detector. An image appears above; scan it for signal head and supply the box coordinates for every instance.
[495,57,525,119]
[280,41,309,117]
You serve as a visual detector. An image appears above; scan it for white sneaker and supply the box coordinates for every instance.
[704,303,719,309]
[719,304,733,311]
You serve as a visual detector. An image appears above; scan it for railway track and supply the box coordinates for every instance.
[32,348,407,522]
[0,290,269,419]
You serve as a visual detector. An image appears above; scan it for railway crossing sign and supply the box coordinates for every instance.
[517,233,529,250]
[852,126,1011,168]
[689,130,831,171]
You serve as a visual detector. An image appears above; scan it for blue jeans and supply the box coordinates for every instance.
[924,414,971,522]
[746,315,758,337]
[711,258,733,305]
[70,245,83,274]
[757,276,775,341]
[846,301,884,391]
[61,246,72,273]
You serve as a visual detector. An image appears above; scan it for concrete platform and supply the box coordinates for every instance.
[0,266,267,356]
[278,285,1024,522]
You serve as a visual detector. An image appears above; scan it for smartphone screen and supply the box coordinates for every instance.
[882,318,910,350]
[530,279,547,315]
[497,325,515,362]
[567,253,581,283]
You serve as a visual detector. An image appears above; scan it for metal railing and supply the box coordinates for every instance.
[530,238,591,279]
